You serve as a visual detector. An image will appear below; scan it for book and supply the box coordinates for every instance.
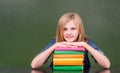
[54,47,84,51]
[53,58,83,65]
[53,65,83,70]
[53,54,84,58]
[54,51,84,54]
[53,70,83,73]
[53,47,85,71]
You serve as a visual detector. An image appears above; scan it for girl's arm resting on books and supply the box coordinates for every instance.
[82,42,111,68]
[62,42,111,68]
[31,42,69,69]
[31,45,56,69]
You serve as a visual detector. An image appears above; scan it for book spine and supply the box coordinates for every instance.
[53,54,84,58]
[53,58,83,65]
[54,47,84,51]
[54,51,84,54]
[53,65,83,70]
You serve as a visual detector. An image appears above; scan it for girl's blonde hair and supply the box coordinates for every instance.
[56,12,88,42]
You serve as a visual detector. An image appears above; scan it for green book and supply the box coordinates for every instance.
[54,51,84,54]
[53,65,83,70]
[53,70,83,73]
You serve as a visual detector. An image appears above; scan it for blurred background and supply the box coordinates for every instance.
[0,0,120,67]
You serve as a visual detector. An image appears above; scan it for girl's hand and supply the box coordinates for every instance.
[53,42,70,48]
[53,42,87,49]
[60,41,86,48]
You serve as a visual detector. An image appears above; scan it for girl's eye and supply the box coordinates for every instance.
[63,28,67,30]
[71,27,76,30]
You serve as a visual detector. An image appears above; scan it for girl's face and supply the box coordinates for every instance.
[62,20,79,42]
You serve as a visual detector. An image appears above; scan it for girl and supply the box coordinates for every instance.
[31,12,110,69]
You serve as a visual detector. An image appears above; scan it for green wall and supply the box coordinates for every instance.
[0,0,120,67]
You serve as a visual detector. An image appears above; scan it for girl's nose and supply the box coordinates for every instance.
[67,29,72,35]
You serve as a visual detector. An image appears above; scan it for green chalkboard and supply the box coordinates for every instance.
[0,0,120,67]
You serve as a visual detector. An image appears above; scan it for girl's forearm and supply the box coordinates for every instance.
[31,45,55,68]
[84,43,111,68]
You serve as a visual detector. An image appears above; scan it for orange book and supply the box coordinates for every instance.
[53,58,83,65]
[53,54,84,58]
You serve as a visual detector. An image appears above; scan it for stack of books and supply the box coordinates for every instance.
[53,46,84,70]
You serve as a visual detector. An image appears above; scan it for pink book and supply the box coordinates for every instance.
[54,46,85,51]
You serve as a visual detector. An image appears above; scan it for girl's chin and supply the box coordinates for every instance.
[65,39,75,42]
